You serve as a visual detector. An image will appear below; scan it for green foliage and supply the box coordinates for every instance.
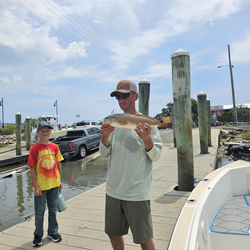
[191,99,198,125]
[242,130,250,140]
[154,99,198,125]
[217,105,250,122]
[237,104,249,122]
[154,102,173,120]
[2,124,16,135]
[22,118,39,133]
[218,110,233,122]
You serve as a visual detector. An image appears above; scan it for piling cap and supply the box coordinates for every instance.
[197,91,207,96]
[171,48,190,58]
[139,78,150,84]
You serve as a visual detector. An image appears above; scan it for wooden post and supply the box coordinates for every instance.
[26,117,31,150]
[207,99,212,146]
[15,112,22,155]
[171,103,177,147]
[197,91,208,153]
[138,78,150,115]
[171,48,194,191]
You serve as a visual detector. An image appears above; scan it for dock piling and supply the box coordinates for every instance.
[15,112,22,155]
[197,92,208,153]
[171,48,194,191]
[138,78,150,115]
[26,117,31,150]
[207,99,212,146]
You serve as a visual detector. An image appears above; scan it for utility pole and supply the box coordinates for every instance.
[228,44,238,124]
[0,98,4,128]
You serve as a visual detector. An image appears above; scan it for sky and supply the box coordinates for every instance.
[0,0,250,127]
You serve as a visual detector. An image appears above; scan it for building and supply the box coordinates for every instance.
[211,103,250,116]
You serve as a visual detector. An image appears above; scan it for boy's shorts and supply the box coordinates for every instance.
[105,194,153,244]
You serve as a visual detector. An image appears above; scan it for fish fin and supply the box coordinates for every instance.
[135,113,157,121]
[119,122,128,126]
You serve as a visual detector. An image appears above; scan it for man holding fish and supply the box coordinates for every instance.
[100,80,162,250]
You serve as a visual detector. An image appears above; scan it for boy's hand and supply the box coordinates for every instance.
[34,186,42,196]
[59,183,63,193]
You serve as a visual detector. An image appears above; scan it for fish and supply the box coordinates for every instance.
[103,113,162,129]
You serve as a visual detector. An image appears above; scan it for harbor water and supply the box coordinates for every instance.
[0,157,108,232]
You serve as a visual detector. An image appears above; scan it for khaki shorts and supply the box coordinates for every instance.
[105,194,153,244]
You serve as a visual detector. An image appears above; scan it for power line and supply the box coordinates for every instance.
[14,0,144,80]
[37,0,128,75]
[44,0,144,78]
[14,0,128,79]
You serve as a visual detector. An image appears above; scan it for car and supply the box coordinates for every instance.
[74,120,100,129]
[52,127,102,159]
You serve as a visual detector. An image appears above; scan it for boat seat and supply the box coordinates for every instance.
[210,195,250,235]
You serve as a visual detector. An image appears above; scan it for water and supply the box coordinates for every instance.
[216,157,234,169]
[0,157,108,232]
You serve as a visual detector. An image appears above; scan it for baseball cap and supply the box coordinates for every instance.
[110,80,137,97]
[37,121,53,130]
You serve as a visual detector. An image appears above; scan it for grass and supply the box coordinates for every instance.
[0,143,7,148]
[242,130,250,140]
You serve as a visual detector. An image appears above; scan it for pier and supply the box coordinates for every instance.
[0,128,219,249]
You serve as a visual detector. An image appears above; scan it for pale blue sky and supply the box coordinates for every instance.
[1,0,250,126]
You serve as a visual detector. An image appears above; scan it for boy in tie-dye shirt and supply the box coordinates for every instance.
[28,121,64,247]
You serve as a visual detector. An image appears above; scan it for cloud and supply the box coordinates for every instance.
[196,63,219,71]
[228,32,250,63]
[62,66,89,78]
[111,0,248,62]
[145,63,172,79]
[0,6,88,64]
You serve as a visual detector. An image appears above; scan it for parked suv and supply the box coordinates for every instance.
[74,120,100,129]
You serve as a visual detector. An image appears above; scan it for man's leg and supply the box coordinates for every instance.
[105,195,128,249]
[109,235,125,250]
[123,200,155,248]
[141,239,155,250]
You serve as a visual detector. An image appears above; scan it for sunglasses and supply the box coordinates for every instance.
[115,92,135,100]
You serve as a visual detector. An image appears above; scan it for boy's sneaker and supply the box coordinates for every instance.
[47,233,62,243]
[32,235,42,247]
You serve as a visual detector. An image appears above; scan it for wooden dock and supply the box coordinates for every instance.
[0,128,220,249]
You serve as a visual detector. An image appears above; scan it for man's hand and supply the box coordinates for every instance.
[135,123,153,151]
[101,122,115,146]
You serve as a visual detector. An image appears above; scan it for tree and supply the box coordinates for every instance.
[155,99,198,125]
[217,105,250,122]
[237,104,249,122]
[154,102,172,120]
[191,99,198,125]
[22,118,39,133]
[2,124,15,135]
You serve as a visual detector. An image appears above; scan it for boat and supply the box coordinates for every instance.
[168,159,250,250]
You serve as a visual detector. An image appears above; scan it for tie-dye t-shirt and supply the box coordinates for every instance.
[28,142,64,191]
